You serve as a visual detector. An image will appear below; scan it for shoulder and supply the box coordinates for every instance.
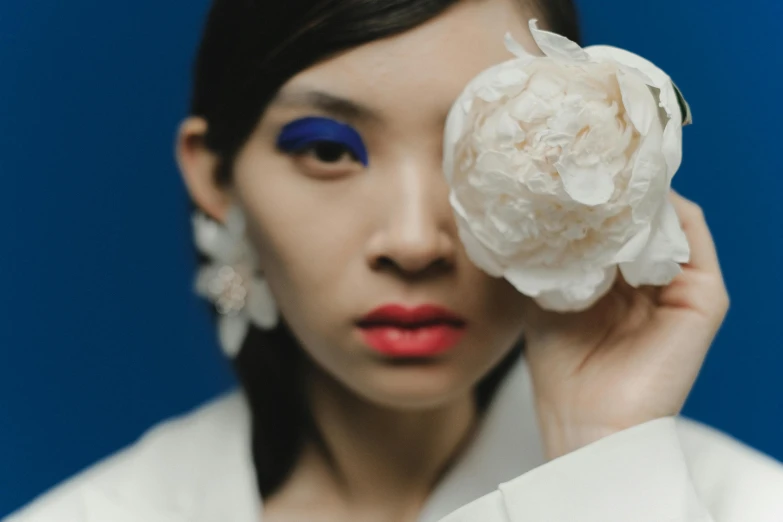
[4,391,252,522]
[675,415,783,518]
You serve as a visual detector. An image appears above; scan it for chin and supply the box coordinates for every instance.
[352,360,481,411]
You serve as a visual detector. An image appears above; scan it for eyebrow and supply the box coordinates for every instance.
[270,88,382,123]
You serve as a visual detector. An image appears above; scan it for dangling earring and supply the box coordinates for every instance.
[192,204,279,358]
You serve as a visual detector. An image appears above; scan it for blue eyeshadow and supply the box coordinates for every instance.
[276,116,369,167]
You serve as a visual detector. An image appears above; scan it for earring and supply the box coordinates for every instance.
[192,204,279,358]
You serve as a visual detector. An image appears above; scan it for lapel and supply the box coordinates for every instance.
[80,357,542,522]
[417,356,546,522]
[82,486,189,522]
[81,392,262,522]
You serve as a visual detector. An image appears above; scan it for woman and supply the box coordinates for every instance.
[7,0,783,520]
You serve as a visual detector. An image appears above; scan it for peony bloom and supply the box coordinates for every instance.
[444,19,693,312]
[193,206,278,357]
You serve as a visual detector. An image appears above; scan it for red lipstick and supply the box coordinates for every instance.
[356,304,467,358]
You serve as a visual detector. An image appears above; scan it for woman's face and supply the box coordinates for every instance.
[187,0,541,409]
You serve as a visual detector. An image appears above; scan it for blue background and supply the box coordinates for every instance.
[1,0,781,516]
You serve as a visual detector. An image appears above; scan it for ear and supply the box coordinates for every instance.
[175,117,233,224]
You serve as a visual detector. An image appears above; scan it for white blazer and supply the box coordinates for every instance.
[6,358,783,522]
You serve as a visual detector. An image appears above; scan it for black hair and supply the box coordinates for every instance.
[188,0,581,498]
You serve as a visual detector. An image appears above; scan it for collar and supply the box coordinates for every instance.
[81,357,542,522]
[417,356,545,521]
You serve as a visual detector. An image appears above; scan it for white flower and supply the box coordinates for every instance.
[443,19,692,312]
[192,206,278,357]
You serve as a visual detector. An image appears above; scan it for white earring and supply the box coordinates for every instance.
[192,204,279,358]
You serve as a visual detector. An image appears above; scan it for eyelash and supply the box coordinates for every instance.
[295,141,361,164]
[276,116,369,174]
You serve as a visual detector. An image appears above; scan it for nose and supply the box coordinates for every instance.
[365,155,457,278]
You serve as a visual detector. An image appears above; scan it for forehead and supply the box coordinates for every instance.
[278,0,540,121]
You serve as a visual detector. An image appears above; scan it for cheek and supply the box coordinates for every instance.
[231,143,369,323]
[466,272,528,354]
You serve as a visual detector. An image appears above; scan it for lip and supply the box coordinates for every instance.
[356,304,467,358]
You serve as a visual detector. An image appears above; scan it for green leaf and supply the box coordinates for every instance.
[672,81,692,126]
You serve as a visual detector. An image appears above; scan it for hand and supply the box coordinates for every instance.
[521,192,730,460]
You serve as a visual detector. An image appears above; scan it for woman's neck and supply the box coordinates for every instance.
[293,364,478,519]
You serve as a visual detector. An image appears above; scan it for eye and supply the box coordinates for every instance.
[276,116,370,174]
[292,141,361,175]
[303,141,358,164]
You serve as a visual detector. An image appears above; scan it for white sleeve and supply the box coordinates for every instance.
[438,417,715,522]
[2,482,88,522]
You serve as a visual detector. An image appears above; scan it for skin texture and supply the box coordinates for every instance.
[176,0,729,520]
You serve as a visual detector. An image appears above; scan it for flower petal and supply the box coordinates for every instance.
[620,258,682,287]
[554,153,616,206]
[534,266,617,312]
[194,264,220,300]
[613,224,651,263]
[505,267,560,296]
[616,67,658,136]
[218,314,249,358]
[504,264,598,296]
[655,199,691,263]
[247,277,279,329]
[627,126,668,222]
[586,45,690,129]
[192,213,235,262]
[504,32,535,59]
[451,199,505,277]
[619,201,690,286]
[657,82,683,126]
[662,118,683,180]
[224,204,247,241]
[528,19,589,62]
[585,45,669,88]
[442,105,465,184]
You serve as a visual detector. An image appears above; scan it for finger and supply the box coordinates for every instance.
[669,191,722,275]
